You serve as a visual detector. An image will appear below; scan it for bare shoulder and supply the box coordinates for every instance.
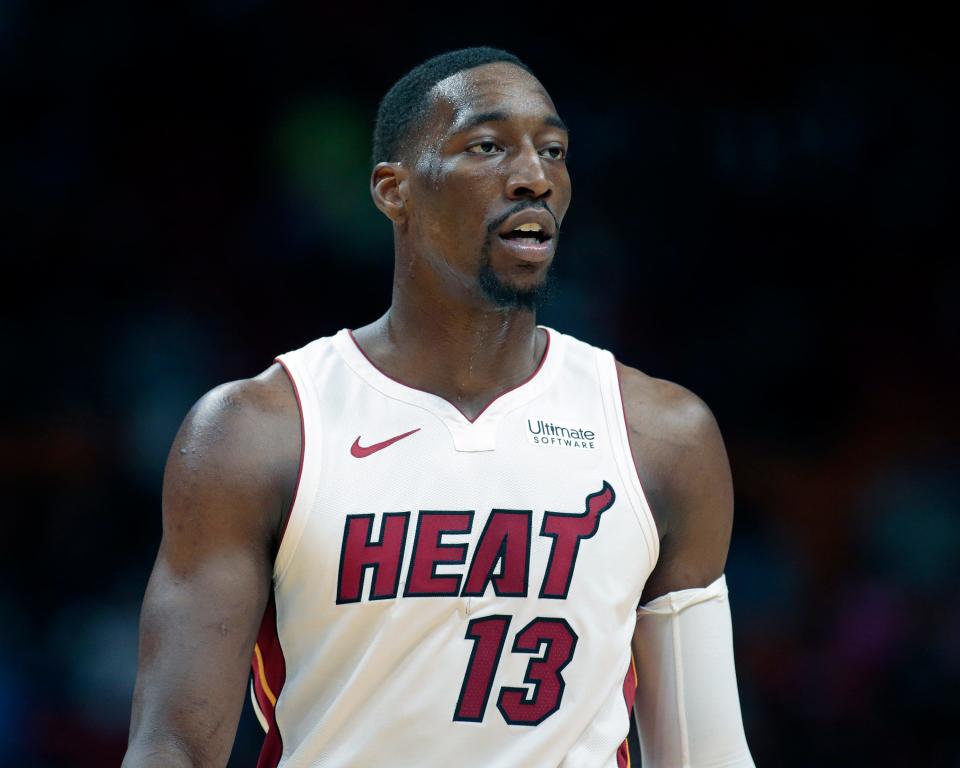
[124,363,301,766]
[163,361,302,564]
[171,362,300,483]
[616,359,722,440]
[614,360,732,558]
[178,362,300,448]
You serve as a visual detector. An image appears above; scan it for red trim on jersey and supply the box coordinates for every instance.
[613,358,653,524]
[274,357,306,550]
[346,327,551,424]
[253,593,287,768]
[617,740,629,767]
[617,653,639,767]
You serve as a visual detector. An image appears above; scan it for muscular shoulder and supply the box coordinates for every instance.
[614,360,732,549]
[179,363,299,451]
[162,362,301,566]
[616,361,714,443]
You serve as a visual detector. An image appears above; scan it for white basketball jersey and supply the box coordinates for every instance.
[250,325,660,768]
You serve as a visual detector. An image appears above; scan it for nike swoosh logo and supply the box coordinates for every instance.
[350,428,421,458]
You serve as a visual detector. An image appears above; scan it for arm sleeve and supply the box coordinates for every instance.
[632,572,756,768]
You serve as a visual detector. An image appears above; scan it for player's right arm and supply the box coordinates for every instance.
[122,364,301,768]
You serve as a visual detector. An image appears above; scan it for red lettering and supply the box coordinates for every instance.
[461,510,531,597]
[403,512,474,596]
[538,482,615,599]
[336,512,410,603]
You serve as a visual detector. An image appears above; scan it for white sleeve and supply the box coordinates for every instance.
[632,572,756,768]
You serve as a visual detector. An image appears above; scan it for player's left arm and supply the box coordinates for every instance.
[617,361,755,767]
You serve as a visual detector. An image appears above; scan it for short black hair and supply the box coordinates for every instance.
[371,46,536,170]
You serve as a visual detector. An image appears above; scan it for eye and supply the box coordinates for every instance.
[467,140,501,155]
[542,145,567,160]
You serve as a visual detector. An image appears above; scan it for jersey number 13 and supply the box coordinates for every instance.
[453,615,577,726]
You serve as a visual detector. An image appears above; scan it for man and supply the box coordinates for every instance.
[123,46,755,767]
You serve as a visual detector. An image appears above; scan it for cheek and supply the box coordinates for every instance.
[428,190,482,243]
[413,157,497,246]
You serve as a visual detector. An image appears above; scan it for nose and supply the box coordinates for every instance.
[505,141,552,200]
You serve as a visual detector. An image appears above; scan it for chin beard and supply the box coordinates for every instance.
[476,246,556,311]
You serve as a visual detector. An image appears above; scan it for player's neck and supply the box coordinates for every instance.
[351,296,544,421]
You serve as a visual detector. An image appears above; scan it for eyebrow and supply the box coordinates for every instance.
[448,109,570,137]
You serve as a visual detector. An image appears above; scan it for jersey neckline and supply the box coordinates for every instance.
[332,326,563,444]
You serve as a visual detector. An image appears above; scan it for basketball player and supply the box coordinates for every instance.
[123,47,755,767]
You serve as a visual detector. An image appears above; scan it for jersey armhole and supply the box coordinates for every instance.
[272,353,318,585]
[595,348,661,571]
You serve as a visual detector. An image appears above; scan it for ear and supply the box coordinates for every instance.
[371,161,409,226]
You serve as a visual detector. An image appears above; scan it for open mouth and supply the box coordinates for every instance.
[499,231,551,244]
[497,231,553,262]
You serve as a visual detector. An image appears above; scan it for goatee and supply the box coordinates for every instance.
[476,242,556,311]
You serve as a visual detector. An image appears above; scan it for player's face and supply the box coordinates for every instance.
[407,62,571,309]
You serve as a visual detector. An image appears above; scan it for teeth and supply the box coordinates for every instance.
[514,222,543,232]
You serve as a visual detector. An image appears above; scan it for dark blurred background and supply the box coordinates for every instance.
[2,4,957,766]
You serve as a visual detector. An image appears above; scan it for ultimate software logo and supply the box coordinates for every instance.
[526,419,597,449]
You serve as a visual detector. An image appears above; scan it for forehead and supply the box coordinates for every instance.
[425,62,564,139]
